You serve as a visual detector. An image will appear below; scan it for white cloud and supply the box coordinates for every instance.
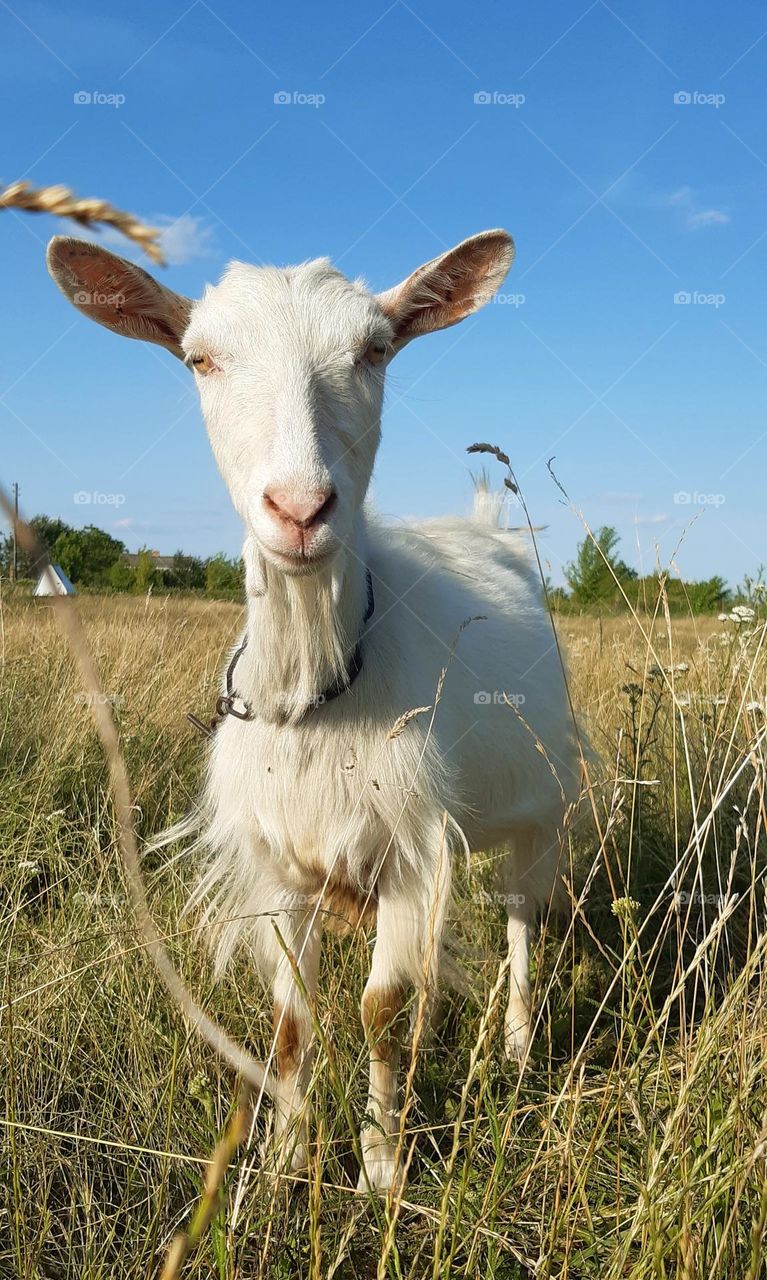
[602,490,643,504]
[62,212,214,266]
[668,186,729,230]
[633,512,669,526]
[608,180,730,231]
[686,208,730,230]
[114,517,152,530]
[154,213,216,265]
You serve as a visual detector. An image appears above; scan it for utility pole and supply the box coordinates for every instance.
[11,482,18,581]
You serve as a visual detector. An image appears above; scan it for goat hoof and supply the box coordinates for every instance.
[504,1006,531,1063]
[262,1127,309,1178]
[357,1147,402,1195]
[283,1141,309,1175]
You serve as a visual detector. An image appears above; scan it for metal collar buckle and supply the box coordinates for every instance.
[188,568,375,737]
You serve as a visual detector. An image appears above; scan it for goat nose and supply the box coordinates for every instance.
[263,486,336,530]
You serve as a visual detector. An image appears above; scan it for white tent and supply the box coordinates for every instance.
[34,564,76,597]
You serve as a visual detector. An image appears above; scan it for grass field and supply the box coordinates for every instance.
[1,588,766,1279]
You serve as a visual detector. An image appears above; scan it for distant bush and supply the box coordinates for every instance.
[564,526,637,607]
[107,559,135,591]
[205,552,244,599]
[632,574,729,615]
[0,512,750,613]
[53,526,125,586]
[0,514,245,601]
[168,551,206,591]
[552,528,734,617]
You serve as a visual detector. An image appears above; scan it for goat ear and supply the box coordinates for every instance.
[377,229,514,351]
[46,237,193,361]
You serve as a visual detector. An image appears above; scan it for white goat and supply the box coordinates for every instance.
[47,230,579,1191]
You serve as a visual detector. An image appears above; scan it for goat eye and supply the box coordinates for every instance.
[188,353,216,376]
[361,339,388,368]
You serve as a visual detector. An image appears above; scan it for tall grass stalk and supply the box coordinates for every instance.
[1,583,766,1277]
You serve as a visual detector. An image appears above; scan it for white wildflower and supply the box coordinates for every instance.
[649,661,689,677]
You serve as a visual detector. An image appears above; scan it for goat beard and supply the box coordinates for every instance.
[242,541,354,724]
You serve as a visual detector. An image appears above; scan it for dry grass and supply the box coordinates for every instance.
[1,588,766,1278]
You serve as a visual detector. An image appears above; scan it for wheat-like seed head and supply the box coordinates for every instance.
[0,180,165,264]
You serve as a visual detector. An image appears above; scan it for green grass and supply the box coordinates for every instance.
[1,592,766,1278]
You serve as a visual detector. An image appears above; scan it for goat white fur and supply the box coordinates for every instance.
[47,229,579,1192]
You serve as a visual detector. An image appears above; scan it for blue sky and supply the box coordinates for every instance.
[1,0,766,587]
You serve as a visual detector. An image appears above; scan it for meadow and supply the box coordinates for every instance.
[1,588,766,1279]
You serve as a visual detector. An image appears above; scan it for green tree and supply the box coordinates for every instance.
[52,525,124,586]
[51,529,90,583]
[565,526,637,607]
[31,515,73,550]
[0,514,74,578]
[108,559,135,591]
[677,576,729,613]
[169,551,206,591]
[630,574,730,615]
[132,548,160,593]
[205,553,244,598]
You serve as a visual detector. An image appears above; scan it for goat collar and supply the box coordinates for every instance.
[188,569,375,737]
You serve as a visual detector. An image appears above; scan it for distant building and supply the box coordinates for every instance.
[122,550,175,571]
[34,564,76,596]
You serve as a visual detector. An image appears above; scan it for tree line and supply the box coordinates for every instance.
[556,525,760,614]
[0,515,244,598]
[1,515,761,613]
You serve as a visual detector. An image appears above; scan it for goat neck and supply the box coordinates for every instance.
[239,514,370,724]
